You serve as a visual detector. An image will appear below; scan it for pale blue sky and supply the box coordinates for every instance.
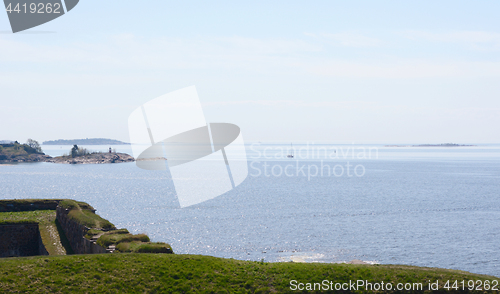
[1,1,499,143]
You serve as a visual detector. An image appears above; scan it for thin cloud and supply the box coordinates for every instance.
[403,30,500,51]
[2,33,500,83]
[305,59,500,79]
[202,100,377,109]
[306,32,382,48]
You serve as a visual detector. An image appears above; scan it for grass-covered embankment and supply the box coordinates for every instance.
[0,254,498,293]
[58,200,116,230]
[85,228,173,253]
[59,200,172,253]
[1,199,171,255]
[0,210,71,255]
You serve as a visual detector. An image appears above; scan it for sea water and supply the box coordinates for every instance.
[1,144,499,277]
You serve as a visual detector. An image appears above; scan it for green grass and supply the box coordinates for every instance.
[0,219,38,225]
[135,242,173,254]
[0,254,497,293]
[114,240,172,253]
[0,211,71,255]
[0,199,60,212]
[114,241,143,252]
[94,229,173,253]
[67,209,115,230]
[96,232,150,247]
[59,200,115,230]
[57,200,79,210]
[0,199,60,206]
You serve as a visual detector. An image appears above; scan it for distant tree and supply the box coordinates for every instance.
[26,139,42,153]
[78,146,89,156]
[71,145,78,158]
[70,144,90,158]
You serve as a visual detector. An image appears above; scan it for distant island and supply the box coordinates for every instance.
[46,152,135,164]
[385,143,476,147]
[0,140,50,163]
[1,140,134,164]
[43,138,130,145]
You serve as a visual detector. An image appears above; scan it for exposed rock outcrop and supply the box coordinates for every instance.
[45,153,135,164]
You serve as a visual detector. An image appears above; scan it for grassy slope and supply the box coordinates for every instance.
[0,211,72,255]
[0,254,498,293]
[58,200,116,230]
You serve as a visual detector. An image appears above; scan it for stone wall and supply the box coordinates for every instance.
[0,223,49,257]
[56,206,107,254]
[0,200,109,257]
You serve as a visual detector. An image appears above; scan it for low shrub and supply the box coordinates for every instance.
[135,243,173,254]
[115,242,132,252]
[97,233,149,247]
[106,229,129,235]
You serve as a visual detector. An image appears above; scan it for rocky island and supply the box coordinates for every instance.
[0,140,51,163]
[0,140,135,164]
[46,152,135,164]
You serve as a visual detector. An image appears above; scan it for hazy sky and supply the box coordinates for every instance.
[1,1,499,144]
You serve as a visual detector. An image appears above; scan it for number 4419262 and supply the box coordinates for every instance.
[5,2,62,14]
[443,280,498,291]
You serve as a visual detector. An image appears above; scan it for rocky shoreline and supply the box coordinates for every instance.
[0,153,135,164]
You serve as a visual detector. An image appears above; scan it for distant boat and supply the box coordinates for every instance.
[287,143,294,158]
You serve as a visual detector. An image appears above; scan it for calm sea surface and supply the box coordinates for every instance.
[1,144,499,277]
